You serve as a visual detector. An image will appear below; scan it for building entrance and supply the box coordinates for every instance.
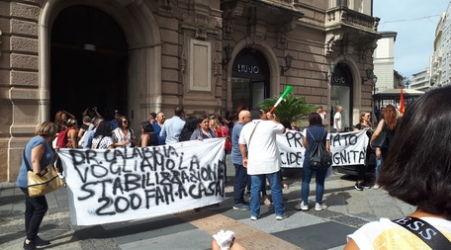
[330,63,353,130]
[231,49,270,111]
[51,6,128,121]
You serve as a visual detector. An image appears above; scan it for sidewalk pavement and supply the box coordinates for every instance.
[0,155,415,250]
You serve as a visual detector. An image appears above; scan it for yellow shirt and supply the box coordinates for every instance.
[348,217,451,249]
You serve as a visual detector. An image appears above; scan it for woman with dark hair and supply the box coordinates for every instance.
[92,121,114,149]
[370,104,398,188]
[345,85,451,249]
[190,115,217,140]
[179,116,198,142]
[295,112,330,211]
[17,121,58,250]
[140,121,159,147]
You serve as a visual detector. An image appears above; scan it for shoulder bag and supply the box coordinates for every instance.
[371,131,387,148]
[372,120,390,148]
[24,151,63,197]
[393,216,451,250]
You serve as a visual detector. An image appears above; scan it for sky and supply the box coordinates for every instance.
[373,0,450,79]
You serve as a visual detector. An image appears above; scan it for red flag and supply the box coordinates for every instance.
[399,87,405,114]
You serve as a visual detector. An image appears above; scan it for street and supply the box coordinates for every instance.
[0,155,414,250]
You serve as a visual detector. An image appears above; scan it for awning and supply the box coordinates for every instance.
[374,88,424,100]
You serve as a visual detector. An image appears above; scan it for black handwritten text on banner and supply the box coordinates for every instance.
[277,130,368,168]
[58,138,226,226]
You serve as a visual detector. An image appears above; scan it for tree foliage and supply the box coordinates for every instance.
[258,93,316,124]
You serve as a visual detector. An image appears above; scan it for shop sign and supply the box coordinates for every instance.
[236,64,260,74]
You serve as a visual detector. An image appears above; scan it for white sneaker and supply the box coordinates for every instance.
[315,203,327,211]
[250,215,258,221]
[295,202,309,211]
[373,184,380,189]
[275,213,287,220]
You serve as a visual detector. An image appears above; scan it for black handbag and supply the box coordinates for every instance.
[371,131,387,148]
[307,129,332,170]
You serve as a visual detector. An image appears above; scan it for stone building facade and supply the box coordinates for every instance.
[0,0,379,182]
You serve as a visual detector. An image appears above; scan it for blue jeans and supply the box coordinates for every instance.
[233,164,248,205]
[301,166,327,204]
[375,157,383,181]
[250,171,285,217]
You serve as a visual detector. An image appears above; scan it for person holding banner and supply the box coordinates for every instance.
[345,85,451,250]
[190,115,217,140]
[239,108,286,221]
[296,112,330,211]
[17,121,57,250]
[353,111,373,191]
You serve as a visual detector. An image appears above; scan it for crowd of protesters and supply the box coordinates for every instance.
[50,105,238,151]
[20,99,413,250]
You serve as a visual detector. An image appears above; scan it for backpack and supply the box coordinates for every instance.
[307,128,332,170]
[56,128,70,148]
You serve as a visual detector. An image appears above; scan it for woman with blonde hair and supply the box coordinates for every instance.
[65,118,78,148]
[353,111,372,191]
[370,105,398,188]
[17,121,58,250]
[209,115,220,133]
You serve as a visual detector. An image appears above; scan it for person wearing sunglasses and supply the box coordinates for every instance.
[353,111,373,191]
[112,115,136,148]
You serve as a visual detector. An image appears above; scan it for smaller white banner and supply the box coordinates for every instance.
[277,130,369,168]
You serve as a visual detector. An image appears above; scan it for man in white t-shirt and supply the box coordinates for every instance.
[239,108,286,221]
[333,105,343,132]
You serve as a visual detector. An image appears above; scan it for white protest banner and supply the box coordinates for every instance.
[278,130,305,167]
[330,130,369,166]
[277,130,368,168]
[58,138,226,226]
